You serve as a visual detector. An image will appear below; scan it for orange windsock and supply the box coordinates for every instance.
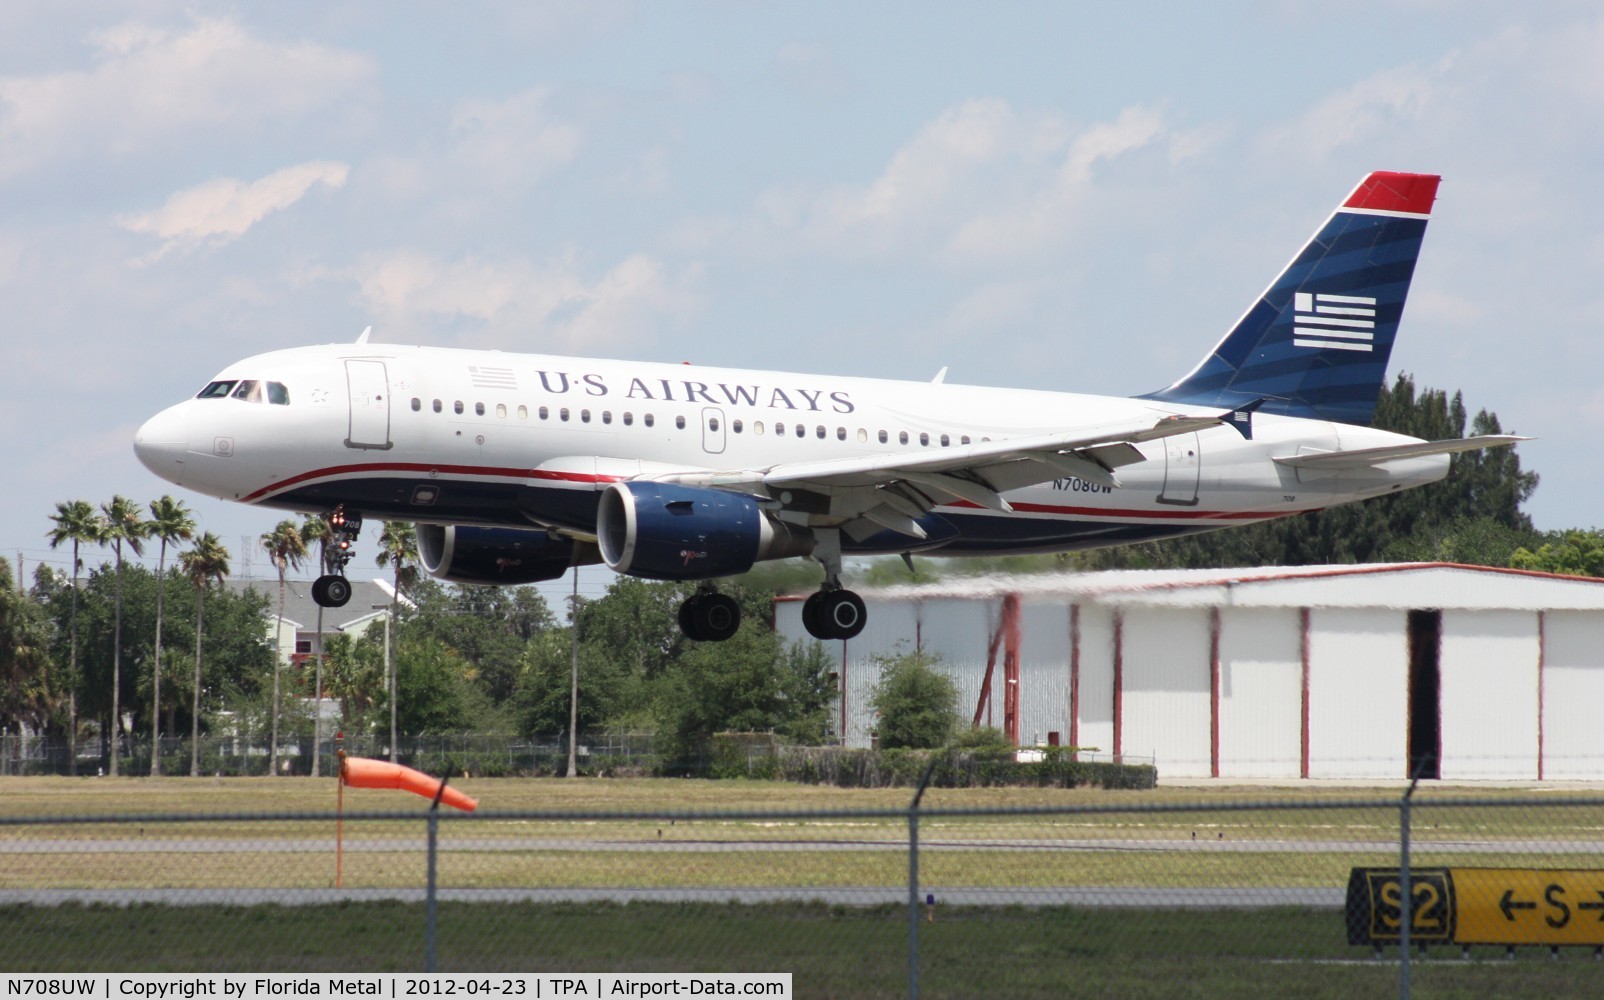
[341,756,478,812]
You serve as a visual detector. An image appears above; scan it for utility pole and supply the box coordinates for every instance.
[566,567,580,778]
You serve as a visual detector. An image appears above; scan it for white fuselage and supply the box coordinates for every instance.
[134,342,1448,558]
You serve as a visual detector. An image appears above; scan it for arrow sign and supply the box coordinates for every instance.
[1580,892,1604,920]
[1499,889,1537,921]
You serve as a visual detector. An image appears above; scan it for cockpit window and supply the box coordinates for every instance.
[266,381,289,405]
[197,380,238,399]
[232,380,262,403]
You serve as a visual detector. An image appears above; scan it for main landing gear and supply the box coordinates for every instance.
[678,586,742,643]
[801,587,867,641]
[311,506,361,609]
[799,528,867,642]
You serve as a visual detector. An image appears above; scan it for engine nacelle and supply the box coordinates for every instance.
[417,524,578,586]
[597,482,811,580]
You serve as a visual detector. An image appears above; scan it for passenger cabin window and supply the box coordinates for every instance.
[197,380,238,399]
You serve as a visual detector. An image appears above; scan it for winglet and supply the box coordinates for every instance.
[931,366,948,384]
[356,325,372,345]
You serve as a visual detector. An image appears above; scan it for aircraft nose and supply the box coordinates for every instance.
[133,404,191,479]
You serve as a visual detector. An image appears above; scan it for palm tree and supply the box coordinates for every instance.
[97,495,148,777]
[146,495,195,776]
[179,533,229,777]
[46,499,98,775]
[300,514,333,778]
[374,521,418,763]
[261,520,306,776]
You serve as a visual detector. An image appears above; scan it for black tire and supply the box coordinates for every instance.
[694,593,741,642]
[820,589,867,640]
[321,575,352,608]
[678,595,703,641]
[801,591,829,640]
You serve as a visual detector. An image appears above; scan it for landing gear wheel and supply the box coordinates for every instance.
[692,593,741,642]
[819,589,867,640]
[802,589,867,640]
[314,574,352,608]
[678,593,742,642]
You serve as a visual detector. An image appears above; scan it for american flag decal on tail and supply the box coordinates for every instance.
[1292,292,1376,352]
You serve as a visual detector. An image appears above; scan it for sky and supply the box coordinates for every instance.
[4,1,1603,599]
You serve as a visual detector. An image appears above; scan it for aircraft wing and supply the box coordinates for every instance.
[650,409,1234,541]
[1271,435,1529,470]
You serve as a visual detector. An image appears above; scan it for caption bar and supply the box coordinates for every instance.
[2,976,790,1000]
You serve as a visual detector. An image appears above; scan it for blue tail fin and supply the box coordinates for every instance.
[1143,171,1440,426]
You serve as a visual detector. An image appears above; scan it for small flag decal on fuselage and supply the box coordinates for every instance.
[1292,292,1375,352]
[469,365,519,389]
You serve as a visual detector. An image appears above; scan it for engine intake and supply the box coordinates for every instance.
[418,524,579,586]
[597,482,811,580]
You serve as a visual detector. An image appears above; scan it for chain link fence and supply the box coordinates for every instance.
[2,779,1602,998]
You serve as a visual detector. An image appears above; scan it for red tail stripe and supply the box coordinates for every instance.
[1343,171,1440,216]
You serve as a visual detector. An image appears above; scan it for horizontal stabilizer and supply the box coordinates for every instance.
[1272,435,1529,470]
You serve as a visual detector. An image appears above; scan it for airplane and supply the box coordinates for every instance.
[134,170,1524,643]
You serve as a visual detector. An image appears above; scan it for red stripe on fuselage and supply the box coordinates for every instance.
[240,462,617,503]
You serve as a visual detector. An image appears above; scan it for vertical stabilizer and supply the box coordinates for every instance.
[1143,171,1440,425]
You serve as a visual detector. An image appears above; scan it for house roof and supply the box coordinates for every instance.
[226,577,412,633]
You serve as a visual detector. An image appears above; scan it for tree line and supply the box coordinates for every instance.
[3,499,840,774]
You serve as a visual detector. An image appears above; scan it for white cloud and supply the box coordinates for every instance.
[118,161,349,259]
[724,99,1171,268]
[350,249,698,354]
[358,87,581,225]
[447,87,582,192]
[0,15,374,180]
[1256,57,1451,161]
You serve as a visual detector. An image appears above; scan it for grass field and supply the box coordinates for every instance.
[4,902,1602,999]
[3,777,1603,996]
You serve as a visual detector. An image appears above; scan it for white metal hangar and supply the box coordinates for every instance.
[775,564,1604,781]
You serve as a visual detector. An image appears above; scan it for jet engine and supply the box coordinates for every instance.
[597,482,811,580]
[417,524,579,586]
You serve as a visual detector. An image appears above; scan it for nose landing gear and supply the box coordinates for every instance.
[312,506,361,609]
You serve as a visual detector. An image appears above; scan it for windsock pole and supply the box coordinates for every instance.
[336,742,345,889]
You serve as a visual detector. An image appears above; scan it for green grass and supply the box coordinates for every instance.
[3,902,1600,999]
